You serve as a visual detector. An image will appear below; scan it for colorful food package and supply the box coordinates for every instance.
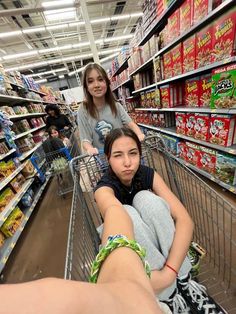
[209,114,236,146]
[185,113,196,137]
[154,56,162,82]
[160,85,171,108]
[185,142,201,166]
[210,63,236,109]
[212,9,236,63]
[140,92,146,108]
[162,135,181,155]
[168,9,180,43]
[0,187,15,212]
[198,146,216,174]
[145,90,152,108]
[163,51,172,80]
[194,113,210,141]
[171,43,183,76]
[142,41,151,63]
[178,141,188,160]
[199,74,212,107]
[0,206,24,237]
[175,112,186,135]
[215,152,236,185]
[183,35,196,73]
[193,0,211,25]
[10,173,26,193]
[196,24,213,68]
[150,88,161,108]
[0,231,5,248]
[180,0,193,34]
[185,77,200,107]
[149,34,159,56]
[133,73,143,90]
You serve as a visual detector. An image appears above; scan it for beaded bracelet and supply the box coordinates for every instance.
[89,234,151,283]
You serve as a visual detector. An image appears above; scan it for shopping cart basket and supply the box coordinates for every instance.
[65,135,236,311]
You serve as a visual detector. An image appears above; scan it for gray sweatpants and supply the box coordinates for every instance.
[97,190,192,301]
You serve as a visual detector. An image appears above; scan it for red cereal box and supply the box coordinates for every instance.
[212,9,236,63]
[198,74,212,107]
[133,73,142,90]
[168,9,180,43]
[183,35,196,73]
[185,142,201,166]
[185,113,196,137]
[193,0,210,25]
[196,25,213,68]
[198,146,216,174]
[185,77,200,107]
[175,112,186,135]
[152,113,159,127]
[194,113,210,141]
[160,85,171,108]
[180,0,193,34]
[140,92,146,108]
[209,114,236,147]
[178,141,188,160]
[163,51,172,79]
[171,43,183,76]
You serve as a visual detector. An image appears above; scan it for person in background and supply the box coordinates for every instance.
[77,63,145,155]
[42,125,65,155]
[46,125,71,148]
[94,127,226,314]
[45,104,72,134]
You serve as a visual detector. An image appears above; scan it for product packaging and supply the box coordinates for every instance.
[185,113,196,137]
[163,51,172,79]
[171,43,183,76]
[185,77,200,107]
[185,142,202,166]
[0,206,24,237]
[196,24,213,68]
[183,35,196,73]
[215,152,236,185]
[194,113,210,141]
[180,0,193,34]
[199,74,212,107]
[175,112,186,135]
[209,114,236,146]
[198,146,216,174]
[168,9,180,43]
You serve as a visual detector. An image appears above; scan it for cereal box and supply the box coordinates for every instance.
[160,85,171,108]
[151,88,161,108]
[212,9,236,63]
[171,43,183,76]
[199,74,212,107]
[168,9,180,43]
[154,56,162,82]
[133,73,142,90]
[140,92,146,108]
[185,113,196,137]
[194,113,210,141]
[178,141,188,160]
[211,63,236,109]
[198,146,216,174]
[175,112,186,135]
[183,35,196,73]
[180,0,193,34]
[209,114,236,147]
[163,51,172,79]
[185,142,201,166]
[196,25,213,68]
[185,77,200,107]
[193,0,211,25]
[215,152,236,185]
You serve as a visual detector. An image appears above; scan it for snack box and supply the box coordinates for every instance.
[194,113,210,141]
[153,56,162,82]
[171,43,183,76]
[196,24,213,68]
[10,173,26,193]
[162,134,181,155]
[209,114,236,147]
[212,8,236,63]
[168,9,180,43]
[163,51,172,79]
[178,141,188,160]
[215,152,236,185]
[183,35,196,73]
[185,142,201,166]
[0,187,15,213]
[199,74,212,107]
[210,63,236,109]
[180,0,193,34]
[185,77,200,107]
[0,206,24,237]
[198,146,216,174]
[193,0,211,25]
[175,112,186,135]
[185,113,196,137]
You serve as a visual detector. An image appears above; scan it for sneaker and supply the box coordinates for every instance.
[163,289,190,313]
[177,275,227,314]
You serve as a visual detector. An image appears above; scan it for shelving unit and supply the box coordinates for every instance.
[135,107,236,114]
[10,113,46,119]
[0,162,26,191]
[0,149,16,161]
[19,142,42,161]
[14,125,46,140]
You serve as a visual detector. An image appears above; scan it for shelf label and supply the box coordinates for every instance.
[229,149,236,154]
[229,187,235,193]
[2,257,7,264]
[10,242,15,249]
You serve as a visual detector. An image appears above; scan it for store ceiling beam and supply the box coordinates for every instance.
[80,0,100,64]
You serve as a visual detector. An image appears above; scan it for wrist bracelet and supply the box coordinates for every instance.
[165,263,178,276]
[89,234,151,283]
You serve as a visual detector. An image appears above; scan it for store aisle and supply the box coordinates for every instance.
[1,177,72,283]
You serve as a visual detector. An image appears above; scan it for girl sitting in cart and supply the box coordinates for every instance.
[94,127,226,314]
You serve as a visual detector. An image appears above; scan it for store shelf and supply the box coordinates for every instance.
[28,88,47,96]
[14,124,46,140]
[112,57,130,77]
[0,94,43,105]
[135,107,236,114]
[10,113,46,120]
[0,148,16,161]
[0,178,35,227]
[112,78,133,91]
[0,162,26,191]
[176,157,236,194]
[0,177,50,273]
[130,55,154,76]
[138,124,236,154]
[19,143,42,161]
[9,82,25,89]
[132,82,157,94]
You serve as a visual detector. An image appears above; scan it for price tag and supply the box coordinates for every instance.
[211,109,216,113]
[229,187,235,193]
[223,58,230,64]
[10,242,15,249]
[2,257,7,264]
[229,149,235,154]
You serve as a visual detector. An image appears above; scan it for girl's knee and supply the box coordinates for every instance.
[133,191,170,214]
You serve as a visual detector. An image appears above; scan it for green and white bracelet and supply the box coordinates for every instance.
[89,234,151,283]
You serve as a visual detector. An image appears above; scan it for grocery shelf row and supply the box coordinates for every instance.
[10,113,46,120]
[0,177,49,273]
[14,124,46,140]
[112,78,133,92]
[0,149,16,162]
[138,123,236,155]
[19,142,42,161]
[0,93,65,106]
[0,162,26,191]
[135,107,236,114]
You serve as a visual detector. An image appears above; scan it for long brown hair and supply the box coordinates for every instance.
[82,63,117,119]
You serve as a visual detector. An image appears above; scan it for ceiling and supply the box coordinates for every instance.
[0,0,144,82]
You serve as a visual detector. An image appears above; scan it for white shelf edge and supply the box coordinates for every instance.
[0,178,35,227]
[132,82,157,94]
[10,113,46,119]
[15,125,46,140]
[0,162,26,191]
[138,124,236,155]
[0,94,44,104]
[0,148,16,161]
[19,142,42,161]
[135,107,236,114]
[130,55,154,77]
[0,177,50,272]
[112,78,132,91]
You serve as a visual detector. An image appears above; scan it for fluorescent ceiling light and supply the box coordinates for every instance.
[100,53,119,63]
[104,34,133,43]
[0,30,22,38]
[42,0,74,8]
[23,27,45,34]
[72,42,90,48]
[69,21,85,27]
[59,75,64,79]
[130,12,143,17]
[98,48,121,55]
[91,17,110,24]
[111,14,129,21]
[6,61,48,72]
[46,24,69,31]
[35,79,47,84]
[3,50,38,60]
[26,67,67,78]
[44,8,76,22]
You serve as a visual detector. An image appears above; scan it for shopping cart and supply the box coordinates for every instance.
[65,134,236,311]
[30,128,80,197]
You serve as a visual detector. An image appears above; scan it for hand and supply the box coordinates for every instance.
[150,267,177,294]
[64,126,69,130]
[87,147,99,156]
[138,133,145,142]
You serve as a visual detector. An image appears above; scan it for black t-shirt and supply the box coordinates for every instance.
[95,165,154,205]
[46,114,72,131]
